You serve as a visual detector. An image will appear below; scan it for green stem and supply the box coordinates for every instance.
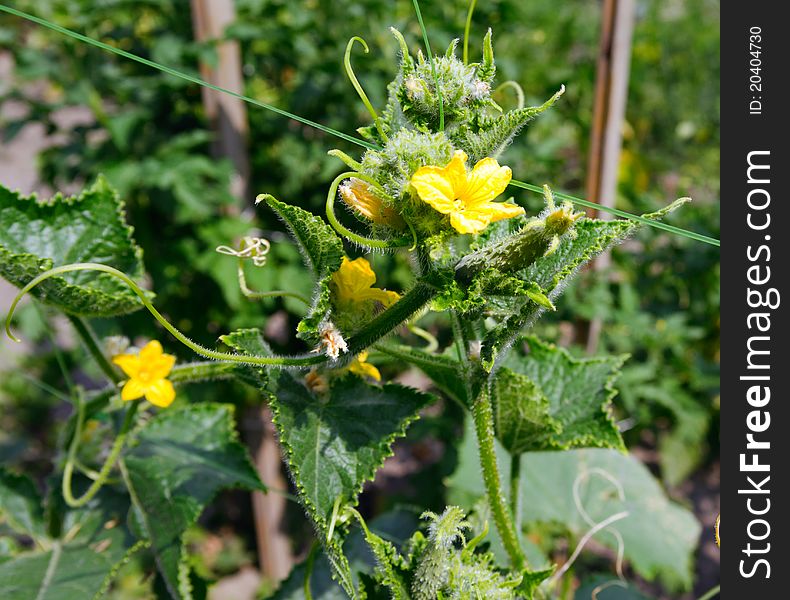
[463,0,479,64]
[345,282,436,355]
[325,172,412,249]
[66,314,121,384]
[472,388,525,570]
[344,36,388,141]
[62,396,139,508]
[169,361,239,383]
[5,263,325,368]
[510,453,522,533]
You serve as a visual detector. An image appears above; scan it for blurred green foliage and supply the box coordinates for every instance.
[1,0,719,594]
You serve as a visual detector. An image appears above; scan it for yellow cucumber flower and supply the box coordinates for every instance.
[339,178,405,227]
[112,340,176,408]
[331,257,400,310]
[410,150,525,234]
[347,351,382,382]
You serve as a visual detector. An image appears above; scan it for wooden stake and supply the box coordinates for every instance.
[583,0,636,354]
[190,0,250,200]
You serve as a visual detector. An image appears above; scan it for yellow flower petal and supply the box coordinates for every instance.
[463,158,512,206]
[356,287,400,307]
[410,166,457,214]
[481,201,525,223]
[120,378,146,402]
[112,353,141,379]
[331,257,399,309]
[147,353,176,381]
[331,257,377,302]
[145,379,176,408]
[449,210,492,234]
[348,352,382,381]
[444,150,470,192]
[410,151,519,235]
[139,340,164,362]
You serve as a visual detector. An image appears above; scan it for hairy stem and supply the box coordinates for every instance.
[66,314,121,384]
[510,453,522,532]
[346,282,436,354]
[472,388,526,570]
[62,396,139,508]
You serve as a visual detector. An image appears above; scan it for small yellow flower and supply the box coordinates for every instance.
[347,351,381,382]
[410,150,525,234]
[112,340,176,408]
[339,178,405,227]
[331,257,400,310]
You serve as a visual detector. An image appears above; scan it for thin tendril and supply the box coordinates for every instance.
[463,0,479,64]
[509,179,720,247]
[0,4,376,151]
[411,0,444,131]
[344,36,387,141]
[494,80,525,110]
[237,260,310,305]
[325,172,412,249]
[62,395,139,508]
[4,263,325,367]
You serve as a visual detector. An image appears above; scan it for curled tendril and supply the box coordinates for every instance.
[4,263,324,368]
[327,148,363,172]
[216,236,271,267]
[344,36,387,142]
[462,0,479,64]
[493,80,525,110]
[325,171,414,250]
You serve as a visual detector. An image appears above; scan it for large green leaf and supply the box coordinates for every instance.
[122,404,264,600]
[447,420,700,591]
[0,176,148,316]
[491,368,561,455]
[265,196,344,278]
[495,336,626,453]
[0,468,47,542]
[268,372,430,529]
[0,486,135,600]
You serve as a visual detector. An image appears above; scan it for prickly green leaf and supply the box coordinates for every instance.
[497,336,626,452]
[0,486,134,600]
[267,373,430,529]
[356,520,410,599]
[296,275,333,343]
[265,196,344,278]
[0,176,148,316]
[491,368,562,455]
[516,567,555,599]
[0,468,47,542]
[447,422,700,591]
[449,88,564,163]
[122,404,264,600]
[480,202,687,369]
